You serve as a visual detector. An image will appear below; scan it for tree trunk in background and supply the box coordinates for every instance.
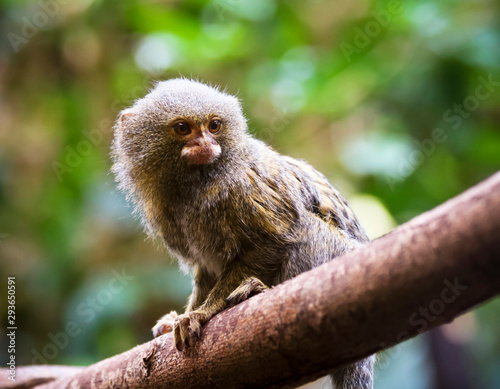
[428,327,472,389]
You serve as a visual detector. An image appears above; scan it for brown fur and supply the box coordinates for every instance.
[112,78,374,388]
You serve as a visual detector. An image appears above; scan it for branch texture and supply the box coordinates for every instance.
[2,172,500,389]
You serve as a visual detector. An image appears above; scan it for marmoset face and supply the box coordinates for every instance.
[115,79,246,171]
[169,115,223,165]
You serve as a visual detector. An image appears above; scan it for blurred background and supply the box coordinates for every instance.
[0,0,499,388]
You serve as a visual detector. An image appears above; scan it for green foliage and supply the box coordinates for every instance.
[0,0,498,387]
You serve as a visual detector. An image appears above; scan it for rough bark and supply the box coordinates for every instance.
[2,172,500,389]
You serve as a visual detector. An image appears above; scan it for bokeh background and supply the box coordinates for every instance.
[1,0,499,388]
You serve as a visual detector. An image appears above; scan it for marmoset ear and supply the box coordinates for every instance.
[118,109,136,129]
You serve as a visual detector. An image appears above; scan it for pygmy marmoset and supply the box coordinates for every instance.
[112,79,375,388]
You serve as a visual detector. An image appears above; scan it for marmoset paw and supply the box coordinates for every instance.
[226,277,268,308]
[152,310,179,337]
[173,311,206,351]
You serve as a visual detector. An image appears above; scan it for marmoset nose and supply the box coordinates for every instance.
[181,133,222,165]
[191,134,214,147]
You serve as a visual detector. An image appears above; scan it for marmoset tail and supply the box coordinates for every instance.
[112,78,375,389]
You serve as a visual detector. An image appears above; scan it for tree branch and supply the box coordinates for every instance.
[0,366,85,389]
[2,172,500,389]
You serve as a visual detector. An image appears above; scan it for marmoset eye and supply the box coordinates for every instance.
[173,121,191,136]
[208,119,222,134]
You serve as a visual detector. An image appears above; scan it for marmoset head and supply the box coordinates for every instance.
[112,79,247,184]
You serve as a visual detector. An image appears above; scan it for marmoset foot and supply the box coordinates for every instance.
[226,277,268,308]
[172,311,209,351]
[152,310,178,337]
